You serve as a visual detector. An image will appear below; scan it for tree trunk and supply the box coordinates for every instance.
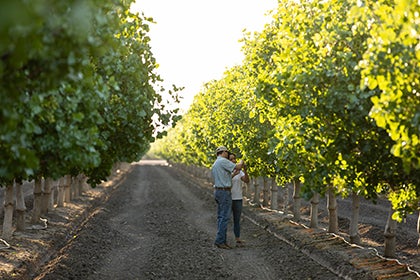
[2,183,14,239]
[64,175,71,203]
[49,181,56,211]
[283,182,291,214]
[270,178,278,210]
[252,177,260,204]
[292,179,301,221]
[15,182,27,232]
[310,192,319,228]
[349,192,361,244]
[41,178,54,214]
[32,177,43,223]
[57,177,65,207]
[417,211,420,248]
[70,176,75,201]
[77,174,85,195]
[71,176,80,199]
[51,179,59,206]
[244,180,250,198]
[384,206,397,258]
[0,191,3,221]
[327,187,338,233]
[262,177,269,207]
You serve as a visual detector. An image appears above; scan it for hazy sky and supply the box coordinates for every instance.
[131,1,277,112]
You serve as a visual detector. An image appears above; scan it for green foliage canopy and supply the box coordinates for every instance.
[0,0,180,186]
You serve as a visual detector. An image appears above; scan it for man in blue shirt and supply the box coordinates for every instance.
[211,146,244,249]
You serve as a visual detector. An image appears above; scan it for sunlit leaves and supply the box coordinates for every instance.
[154,0,419,220]
[0,0,180,186]
[351,0,420,171]
[389,184,418,222]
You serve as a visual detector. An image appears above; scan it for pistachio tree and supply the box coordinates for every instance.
[1,0,180,237]
[349,0,420,217]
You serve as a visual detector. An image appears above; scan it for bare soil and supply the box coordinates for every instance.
[0,160,419,280]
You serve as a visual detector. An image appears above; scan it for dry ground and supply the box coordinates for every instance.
[0,160,418,280]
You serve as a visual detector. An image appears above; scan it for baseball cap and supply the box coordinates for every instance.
[215,146,228,154]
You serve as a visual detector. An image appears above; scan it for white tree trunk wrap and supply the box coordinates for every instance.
[292,180,301,221]
[243,181,250,198]
[384,206,397,258]
[15,182,27,231]
[327,187,338,233]
[57,177,65,207]
[262,177,270,207]
[349,192,361,244]
[32,178,43,224]
[270,178,278,210]
[71,176,80,199]
[64,175,71,203]
[310,192,319,228]
[2,183,14,239]
[283,182,291,214]
[417,211,420,248]
[41,178,53,214]
[252,177,260,204]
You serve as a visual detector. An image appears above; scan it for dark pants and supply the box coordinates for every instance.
[232,199,243,238]
[214,189,232,245]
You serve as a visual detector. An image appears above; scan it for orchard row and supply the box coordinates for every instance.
[153,0,420,221]
[0,0,180,186]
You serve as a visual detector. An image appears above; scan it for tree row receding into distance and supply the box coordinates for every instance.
[152,0,420,225]
[0,0,180,238]
[0,0,180,187]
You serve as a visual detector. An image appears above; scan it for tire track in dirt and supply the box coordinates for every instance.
[34,162,343,279]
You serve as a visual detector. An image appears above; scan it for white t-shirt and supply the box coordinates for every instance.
[231,170,245,200]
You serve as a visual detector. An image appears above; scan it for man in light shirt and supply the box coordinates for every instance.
[211,146,244,249]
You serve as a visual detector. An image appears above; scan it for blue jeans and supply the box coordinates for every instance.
[214,189,232,245]
[232,199,243,238]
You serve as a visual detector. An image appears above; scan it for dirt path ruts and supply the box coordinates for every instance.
[34,161,342,280]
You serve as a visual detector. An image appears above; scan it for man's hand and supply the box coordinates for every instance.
[232,169,240,177]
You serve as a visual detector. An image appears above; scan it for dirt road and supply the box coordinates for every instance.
[32,160,345,280]
[2,160,419,279]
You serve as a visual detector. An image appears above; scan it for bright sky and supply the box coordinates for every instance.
[131,1,277,112]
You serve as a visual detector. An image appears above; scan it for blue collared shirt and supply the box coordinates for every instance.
[211,156,236,187]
